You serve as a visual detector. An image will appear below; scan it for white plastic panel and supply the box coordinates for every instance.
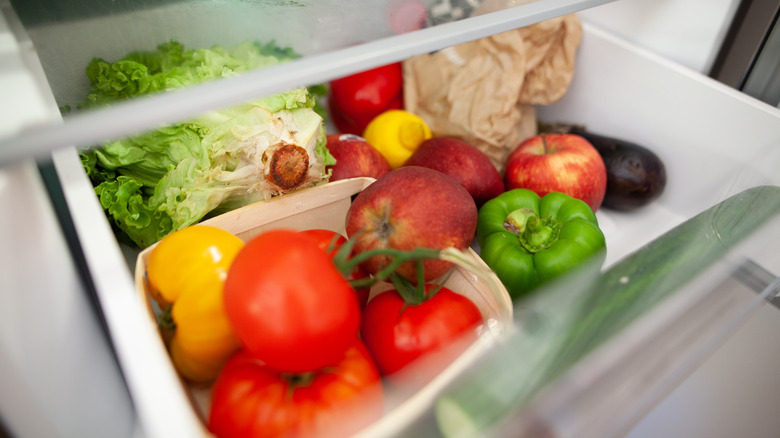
[577,0,740,74]
[626,304,780,438]
[537,24,780,268]
[0,3,137,436]
[0,0,57,138]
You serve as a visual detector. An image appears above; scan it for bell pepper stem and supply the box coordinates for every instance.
[504,208,561,254]
[504,207,536,233]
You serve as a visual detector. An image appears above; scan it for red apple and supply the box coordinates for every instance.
[345,166,477,283]
[504,134,607,211]
[403,137,504,206]
[326,134,392,181]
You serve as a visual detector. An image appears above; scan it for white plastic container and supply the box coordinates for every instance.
[132,177,514,437]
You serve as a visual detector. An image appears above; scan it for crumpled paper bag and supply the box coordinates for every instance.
[403,8,582,172]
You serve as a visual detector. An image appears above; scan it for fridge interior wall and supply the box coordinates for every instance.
[536,25,780,267]
[4,1,780,437]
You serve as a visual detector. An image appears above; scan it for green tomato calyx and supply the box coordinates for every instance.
[505,207,561,253]
[282,371,317,390]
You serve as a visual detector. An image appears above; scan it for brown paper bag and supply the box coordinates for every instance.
[403,11,582,172]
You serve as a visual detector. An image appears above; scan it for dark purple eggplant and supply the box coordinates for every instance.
[540,123,667,211]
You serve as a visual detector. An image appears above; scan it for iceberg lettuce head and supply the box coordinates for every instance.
[80,41,333,248]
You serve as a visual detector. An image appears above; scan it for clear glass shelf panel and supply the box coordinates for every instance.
[1,0,614,163]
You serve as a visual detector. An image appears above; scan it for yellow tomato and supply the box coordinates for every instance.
[148,225,244,306]
[363,109,432,169]
[147,225,245,383]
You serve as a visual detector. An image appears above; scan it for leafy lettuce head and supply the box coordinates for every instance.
[80,41,334,248]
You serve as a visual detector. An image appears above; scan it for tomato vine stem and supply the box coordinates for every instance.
[331,233,441,286]
[330,229,449,304]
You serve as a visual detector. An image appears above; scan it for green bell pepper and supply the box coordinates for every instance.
[477,189,607,300]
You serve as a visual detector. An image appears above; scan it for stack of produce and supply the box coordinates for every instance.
[325,39,667,300]
[89,17,669,438]
[145,165,496,437]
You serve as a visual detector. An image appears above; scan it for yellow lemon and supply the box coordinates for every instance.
[363,110,432,169]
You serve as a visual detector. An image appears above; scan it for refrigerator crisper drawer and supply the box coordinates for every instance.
[46,22,780,438]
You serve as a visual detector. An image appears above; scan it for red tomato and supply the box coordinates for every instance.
[360,285,483,386]
[209,340,384,438]
[298,228,347,258]
[224,229,361,373]
[298,229,372,310]
[329,63,404,135]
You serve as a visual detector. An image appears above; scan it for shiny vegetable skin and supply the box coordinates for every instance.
[208,340,384,438]
[434,186,780,438]
[570,128,667,211]
[146,225,245,382]
[360,285,483,387]
[298,228,372,310]
[477,189,606,300]
[223,229,361,373]
[329,63,404,135]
